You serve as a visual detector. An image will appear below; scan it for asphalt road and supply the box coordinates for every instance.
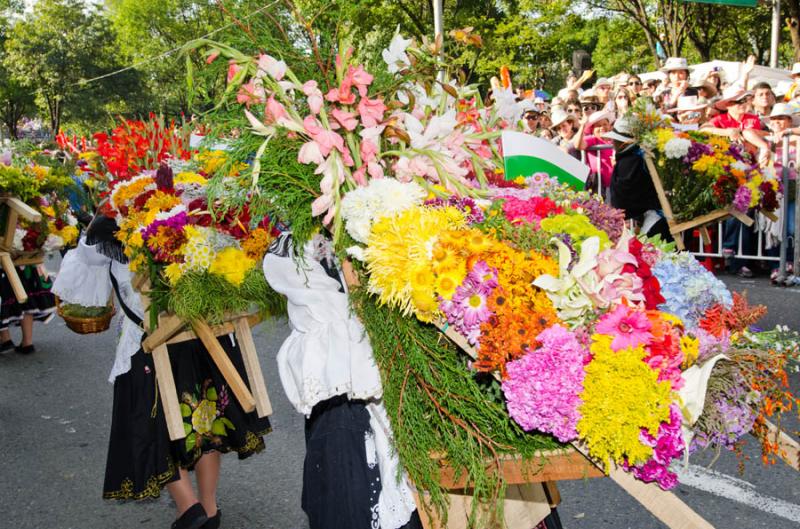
[0,270,798,529]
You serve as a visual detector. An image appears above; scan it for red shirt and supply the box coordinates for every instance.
[706,112,761,131]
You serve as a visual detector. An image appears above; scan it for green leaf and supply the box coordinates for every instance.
[185,432,196,452]
[220,417,235,431]
[211,419,227,436]
[183,422,193,436]
[206,387,218,401]
[180,403,192,417]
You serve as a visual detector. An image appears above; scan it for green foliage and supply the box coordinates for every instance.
[3,0,145,133]
[0,164,75,202]
[351,288,564,524]
[166,267,286,325]
[59,303,113,318]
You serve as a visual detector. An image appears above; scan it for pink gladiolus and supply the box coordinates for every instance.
[346,65,373,96]
[360,138,378,163]
[331,108,358,131]
[257,54,286,80]
[311,194,333,217]
[316,130,345,157]
[265,95,288,122]
[298,141,325,165]
[227,61,242,83]
[352,166,368,186]
[325,83,356,105]
[206,51,220,64]
[367,162,384,179]
[237,81,263,106]
[303,115,323,136]
[357,97,386,127]
[303,80,323,114]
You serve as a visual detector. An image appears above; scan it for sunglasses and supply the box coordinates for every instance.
[582,104,600,111]
[566,107,581,113]
[628,81,642,86]
[733,97,753,105]
[616,95,629,100]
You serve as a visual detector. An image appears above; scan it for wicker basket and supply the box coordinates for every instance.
[56,298,116,335]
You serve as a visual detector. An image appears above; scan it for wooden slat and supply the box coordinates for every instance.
[152,343,186,441]
[762,419,800,470]
[761,209,779,223]
[13,255,45,266]
[0,253,27,303]
[645,155,675,222]
[234,316,272,418]
[728,207,755,227]
[192,319,256,413]
[142,313,186,353]
[3,197,41,222]
[669,209,730,235]
[435,450,603,489]
[571,443,714,529]
[699,226,711,246]
[3,208,18,250]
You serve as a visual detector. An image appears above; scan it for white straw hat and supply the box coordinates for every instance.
[660,57,690,73]
[602,115,635,143]
[550,109,578,129]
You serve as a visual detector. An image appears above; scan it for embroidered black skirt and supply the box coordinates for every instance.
[103,334,271,500]
[0,265,56,330]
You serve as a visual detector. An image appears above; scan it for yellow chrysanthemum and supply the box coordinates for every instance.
[129,254,148,273]
[577,334,673,471]
[175,172,208,186]
[435,270,463,300]
[209,247,255,286]
[365,205,465,318]
[164,262,183,285]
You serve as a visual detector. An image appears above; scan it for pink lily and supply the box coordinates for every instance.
[357,97,386,127]
[330,108,358,131]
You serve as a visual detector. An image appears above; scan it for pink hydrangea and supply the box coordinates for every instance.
[502,325,589,442]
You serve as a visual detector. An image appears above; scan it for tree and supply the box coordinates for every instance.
[0,0,32,138]
[3,0,139,134]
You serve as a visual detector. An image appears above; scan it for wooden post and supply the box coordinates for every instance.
[234,316,273,418]
[142,313,186,353]
[152,343,186,441]
[3,208,18,250]
[0,252,27,303]
[192,319,256,413]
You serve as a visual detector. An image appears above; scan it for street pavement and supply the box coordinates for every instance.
[0,270,798,529]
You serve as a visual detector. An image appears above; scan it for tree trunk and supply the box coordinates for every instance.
[787,0,800,61]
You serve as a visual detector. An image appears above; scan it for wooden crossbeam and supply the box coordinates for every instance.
[193,319,256,414]
[152,342,186,442]
[2,197,41,222]
[234,316,272,418]
[0,252,27,303]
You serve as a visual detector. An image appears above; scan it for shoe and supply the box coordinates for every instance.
[737,266,754,278]
[0,340,15,352]
[202,510,221,529]
[14,344,35,355]
[171,504,208,529]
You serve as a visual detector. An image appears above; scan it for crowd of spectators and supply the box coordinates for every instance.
[518,56,800,280]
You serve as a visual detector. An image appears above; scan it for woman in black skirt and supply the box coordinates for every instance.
[0,264,57,354]
[53,215,271,529]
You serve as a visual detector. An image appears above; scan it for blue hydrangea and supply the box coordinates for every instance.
[652,253,732,329]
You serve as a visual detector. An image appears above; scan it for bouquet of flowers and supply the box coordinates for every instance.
[192,22,798,524]
[631,102,780,222]
[106,158,283,327]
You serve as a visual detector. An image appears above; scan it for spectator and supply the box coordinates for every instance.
[783,62,800,102]
[524,110,541,134]
[702,86,768,152]
[574,110,615,196]
[641,78,661,98]
[692,77,718,104]
[667,96,708,129]
[751,81,775,126]
[612,89,631,119]
[627,75,644,97]
[659,57,696,111]
[564,100,582,118]
[593,77,613,106]
[550,109,580,159]
[765,103,798,280]
[603,116,670,239]
[579,93,601,120]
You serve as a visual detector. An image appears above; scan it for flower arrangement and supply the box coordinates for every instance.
[105,158,284,327]
[631,103,780,221]
[189,20,799,523]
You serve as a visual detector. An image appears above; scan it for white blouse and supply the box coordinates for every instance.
[52,239,144,383]
[263,233,416,529]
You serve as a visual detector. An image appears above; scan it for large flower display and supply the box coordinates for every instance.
[185,28,799,524]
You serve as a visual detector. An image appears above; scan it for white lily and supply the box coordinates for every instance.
[381,30,412,73]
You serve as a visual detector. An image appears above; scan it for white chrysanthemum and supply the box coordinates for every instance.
[663,138,691,159]
[341,179,426,243]
[346,245,366,261]
[345,217,372,244]
[154,204,187,221]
